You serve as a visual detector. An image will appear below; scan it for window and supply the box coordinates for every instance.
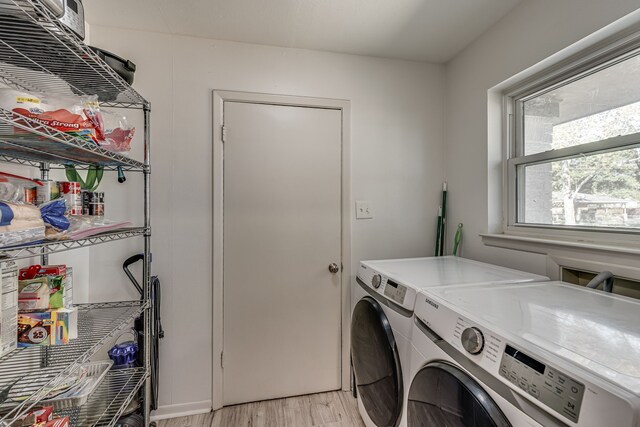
[506,39,640,234]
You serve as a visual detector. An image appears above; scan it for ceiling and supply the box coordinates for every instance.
[83,0,523,63]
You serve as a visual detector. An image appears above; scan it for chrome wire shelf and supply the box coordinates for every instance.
[0,301,147,424]
[0,227,147,260]
[0,1,148,108]
[60,368,148,427]
[0,108,147,170]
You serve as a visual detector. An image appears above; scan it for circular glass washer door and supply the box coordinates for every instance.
[408,361,512,427]
[351,296,403,427]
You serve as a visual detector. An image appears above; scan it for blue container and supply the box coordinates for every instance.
[108,341,139,369]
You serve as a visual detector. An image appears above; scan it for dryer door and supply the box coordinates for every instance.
[408,361,512,427]
[351,296,403,427]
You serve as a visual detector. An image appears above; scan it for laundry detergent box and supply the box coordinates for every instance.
[0,259,18,357]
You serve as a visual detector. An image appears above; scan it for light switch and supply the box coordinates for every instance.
[356,201,373,219]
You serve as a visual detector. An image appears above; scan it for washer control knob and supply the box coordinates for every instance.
[461,327,484,355]
[372,274,382,289]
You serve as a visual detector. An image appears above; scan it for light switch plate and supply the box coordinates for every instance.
[356,201,373,219]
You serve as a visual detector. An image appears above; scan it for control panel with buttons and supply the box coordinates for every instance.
[383,279,407,305]
[356,263,418,311]
[499,344,585,423]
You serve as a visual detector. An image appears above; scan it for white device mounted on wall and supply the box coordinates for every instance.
[0,0,85,40]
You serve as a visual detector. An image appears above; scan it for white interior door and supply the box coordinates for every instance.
[223,101,343,405]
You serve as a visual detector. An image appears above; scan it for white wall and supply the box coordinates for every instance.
[89,0,640,416]
[88,26,445,416]
[443,0,640,274]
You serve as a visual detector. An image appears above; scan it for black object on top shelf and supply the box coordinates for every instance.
[89,46,136,85]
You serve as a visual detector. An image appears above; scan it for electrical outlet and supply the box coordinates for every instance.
[356,201,373,219]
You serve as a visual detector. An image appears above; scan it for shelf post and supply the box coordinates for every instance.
[38,163,52,370]
[143,104,152,426]
[39,162,50,266]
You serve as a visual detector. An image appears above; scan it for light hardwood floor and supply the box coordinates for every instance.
[156,391,365,427]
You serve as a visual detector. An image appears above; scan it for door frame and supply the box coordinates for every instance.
[212,90,352,410]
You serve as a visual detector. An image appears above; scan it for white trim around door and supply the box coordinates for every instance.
[212,90,352,411]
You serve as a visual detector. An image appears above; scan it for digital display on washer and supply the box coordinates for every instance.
[500,344,585,423]
[383,279,407,305]
[504,345,545,374]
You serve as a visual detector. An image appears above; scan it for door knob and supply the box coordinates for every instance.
[328,263,340,274]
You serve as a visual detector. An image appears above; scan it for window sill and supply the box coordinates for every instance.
[480,233,640,256]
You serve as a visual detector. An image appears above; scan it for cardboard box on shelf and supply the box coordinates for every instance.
[0,259,18,357]
[18,311,55,346]
[36,417,70,427]
[18,278,50,311]
[17,307,78,347]
[15,406,53,426]
[55,307,78,342]
[62,267,72,308]
[18,265,73,309]
[21,265,67,276]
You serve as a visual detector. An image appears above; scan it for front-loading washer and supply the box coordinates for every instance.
[408,281,640,426]
[351,256,548,427]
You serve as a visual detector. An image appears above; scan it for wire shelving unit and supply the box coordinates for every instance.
[0,1,147,108]
[60,368,149,427]
[0,107,147,171]
[0,228,147,260]
[0,0,153,425]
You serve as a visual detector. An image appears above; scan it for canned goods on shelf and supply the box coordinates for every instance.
[60,181,82,215]
[24,187,37,204]
[59,181,81,194]
[89,192,105,216]
[81,191,105,216]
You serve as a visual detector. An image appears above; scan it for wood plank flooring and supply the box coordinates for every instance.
[156,391,364,427]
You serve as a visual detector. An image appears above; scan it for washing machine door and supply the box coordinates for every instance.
[408,361,511,427]
[351,296,403,427]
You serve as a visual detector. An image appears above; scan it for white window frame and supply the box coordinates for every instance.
[502,26,640,248]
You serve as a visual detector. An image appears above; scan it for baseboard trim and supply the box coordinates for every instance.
[151,400,212,421]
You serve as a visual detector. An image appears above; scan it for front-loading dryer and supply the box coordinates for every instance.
[409,317,541,426]
[408,281,640,426]
[351,257,547,427]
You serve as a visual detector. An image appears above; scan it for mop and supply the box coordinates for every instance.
[434,182,447,256]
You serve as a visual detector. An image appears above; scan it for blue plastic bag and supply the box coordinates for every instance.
[40,198,70,231]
